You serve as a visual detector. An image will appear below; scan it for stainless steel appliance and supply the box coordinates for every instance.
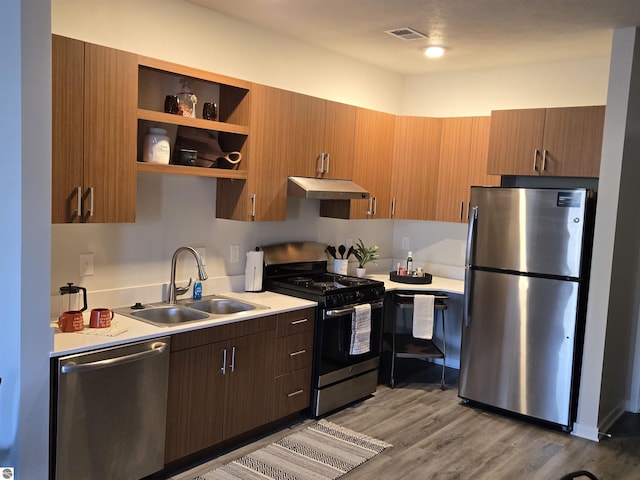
[460,187,596,430]
[52,338,171,479]
[263,242,386,417]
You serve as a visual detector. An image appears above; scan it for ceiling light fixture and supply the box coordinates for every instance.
[423,46,445,58]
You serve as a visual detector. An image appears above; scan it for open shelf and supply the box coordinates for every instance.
[136,162,247,180]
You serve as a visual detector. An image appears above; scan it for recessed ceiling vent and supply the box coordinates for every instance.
[384,27,428,41]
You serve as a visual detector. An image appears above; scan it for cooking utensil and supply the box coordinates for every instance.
[346,246,354,259]
[338,245,346,259]
[326,246,337,258]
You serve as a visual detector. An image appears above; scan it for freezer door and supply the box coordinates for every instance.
[459,269,579,427]
[469,187,587,278]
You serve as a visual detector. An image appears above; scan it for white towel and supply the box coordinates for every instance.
[350,304,371,355]
[412,295,435,340]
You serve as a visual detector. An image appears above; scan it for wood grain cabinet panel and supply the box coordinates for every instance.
[487,106,604,177]
[321,108,395,219]
[164,316,277,464]
[52,35,137,223]
[435,117,499,223]
[435,118,474,222]
[217,84,291,221]
[287,95,357,179]
[271,308,315,419]
[390,116,442,220]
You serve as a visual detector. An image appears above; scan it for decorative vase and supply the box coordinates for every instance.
[355,267,366,277]
[333,259,348,275]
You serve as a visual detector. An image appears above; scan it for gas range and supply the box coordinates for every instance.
[261,241,386,417]
[266,272,385,308]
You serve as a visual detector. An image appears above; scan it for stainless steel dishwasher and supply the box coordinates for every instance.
[52,337,170,480]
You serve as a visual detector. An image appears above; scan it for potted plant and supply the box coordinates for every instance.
[353,239,379,277]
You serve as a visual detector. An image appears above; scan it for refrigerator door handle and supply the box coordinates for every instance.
[464,205,478,327]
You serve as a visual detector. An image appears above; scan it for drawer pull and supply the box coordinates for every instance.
[290,349,306,357]
[287,389,304,397]
[291,318,308,325]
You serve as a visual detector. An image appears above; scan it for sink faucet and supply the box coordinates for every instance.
[168,246,208,304]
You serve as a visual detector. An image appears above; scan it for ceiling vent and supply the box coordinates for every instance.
[384,27,428,41]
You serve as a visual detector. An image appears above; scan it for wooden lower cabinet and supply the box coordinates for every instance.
[164,316,277,464]
[272,308,315,419]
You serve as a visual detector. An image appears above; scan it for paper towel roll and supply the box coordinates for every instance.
[245,250,264,292]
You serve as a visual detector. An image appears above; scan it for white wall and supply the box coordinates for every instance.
[575,27,640,439]
[52,0,403,113]
[0,0,52,477]
[402,56,610,117]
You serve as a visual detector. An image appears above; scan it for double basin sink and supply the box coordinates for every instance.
[114,295,269,327]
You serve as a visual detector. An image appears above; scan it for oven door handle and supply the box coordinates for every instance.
[324,300,384,318]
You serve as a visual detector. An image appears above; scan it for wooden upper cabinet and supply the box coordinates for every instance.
[486,108,545,176]
[52,35,137,223]
[487,106,604,178]
[435,116,499,223]
[287,93,326,177]
[52,35,84,224]
[321,101,357,179]
[391,116,442,220]
[541,106,605,177]
[217,84,291,221]
[435,118,473,222]
[287,95,356,179]
[349,108,396,219]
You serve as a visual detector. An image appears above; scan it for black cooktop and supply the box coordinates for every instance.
[278,273,381,294]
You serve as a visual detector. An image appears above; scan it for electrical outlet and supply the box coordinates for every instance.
[402,237,410,250]
[195,247,206,265]
[80,253,94,276]
[346,238,353,248]
[230,245,240,263]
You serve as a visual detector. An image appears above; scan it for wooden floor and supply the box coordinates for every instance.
[169,364,640,480]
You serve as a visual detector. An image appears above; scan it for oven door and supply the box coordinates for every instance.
[316,299,383,386]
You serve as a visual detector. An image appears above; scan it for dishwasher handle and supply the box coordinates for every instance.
[61,341,168,374]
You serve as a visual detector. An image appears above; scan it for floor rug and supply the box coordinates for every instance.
[194,419,393,480]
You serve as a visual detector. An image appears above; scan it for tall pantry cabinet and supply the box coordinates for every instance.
[52,35,137,223]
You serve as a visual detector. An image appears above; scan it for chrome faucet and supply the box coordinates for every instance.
[168,246,208,304]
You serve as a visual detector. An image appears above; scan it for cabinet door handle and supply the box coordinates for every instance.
[289,349,306,357]
[324,153,330,173]
[88,186,95,217]
[287,389,304,397]
[459,201,464,221]
[367,197,373,216]
[391,197,396,217]
[372,197,377,216]
[542,149,548,172]
[250,194,256,218]
[291,318,308,325]
[533,149,539,172]
[317,153,325,173]
[75,186,82,217]
[229,346,236,372]
[221,348,227,375]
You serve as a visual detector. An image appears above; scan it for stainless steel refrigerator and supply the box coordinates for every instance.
[459,186,596,430]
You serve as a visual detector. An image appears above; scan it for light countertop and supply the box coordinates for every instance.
[52,290,316,357]
[52,275,464,357]
[368,274,465,295]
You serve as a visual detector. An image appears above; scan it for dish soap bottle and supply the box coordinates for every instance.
[406,251,413,275]
[193,280,202,300]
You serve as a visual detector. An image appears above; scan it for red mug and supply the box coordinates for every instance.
[58,311,84,332]
[89,308,114,328]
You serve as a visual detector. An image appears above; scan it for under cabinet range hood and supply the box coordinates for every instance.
[287,176,370,200]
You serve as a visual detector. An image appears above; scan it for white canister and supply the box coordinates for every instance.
[143,127,171,164]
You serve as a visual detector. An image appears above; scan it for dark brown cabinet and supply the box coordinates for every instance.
[272,308,315,419]
[164,315,276,463]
